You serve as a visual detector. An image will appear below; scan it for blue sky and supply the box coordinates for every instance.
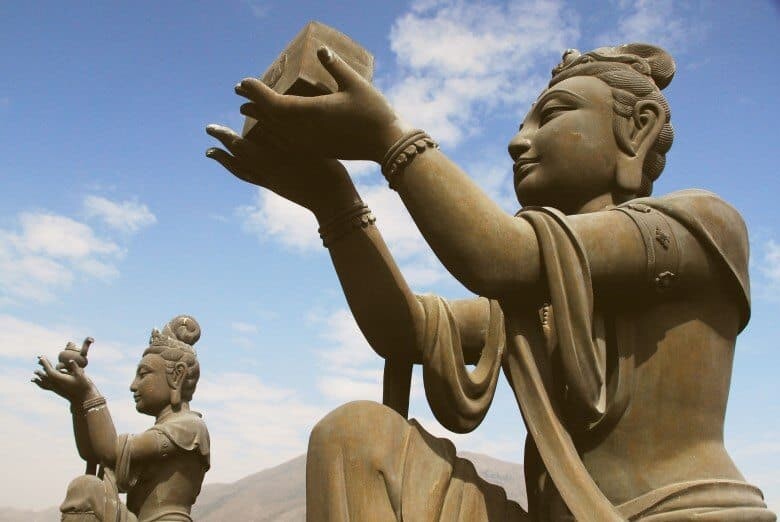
[1,0,778,512]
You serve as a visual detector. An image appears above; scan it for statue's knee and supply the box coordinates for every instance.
[309,400,406,459]
[61,475,104,518]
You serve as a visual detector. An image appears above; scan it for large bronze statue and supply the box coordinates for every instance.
[33,315,210,522]
[207,36,775,521]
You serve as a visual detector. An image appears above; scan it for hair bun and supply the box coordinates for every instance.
[162,315,201,346]
[616,43,675,90]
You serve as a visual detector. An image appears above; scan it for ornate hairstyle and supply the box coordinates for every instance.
[550,43,676,197]
[143,315,201,402]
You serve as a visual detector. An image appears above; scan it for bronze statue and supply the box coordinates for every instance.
[33,315,210,522]
[207,36,775,521]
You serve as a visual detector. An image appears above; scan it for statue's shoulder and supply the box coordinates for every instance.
[150,410,210,460]
[634,189,751,327]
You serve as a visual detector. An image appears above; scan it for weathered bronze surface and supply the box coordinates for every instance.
[207,25,775,522]
[33,316,210,522]
[241,21,374,144]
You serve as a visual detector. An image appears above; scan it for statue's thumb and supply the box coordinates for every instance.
[317,46,357,90]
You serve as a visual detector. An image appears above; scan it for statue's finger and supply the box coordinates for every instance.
[317,46,363,91]
[38,355,58,376]
[68,359,85,378]
[206,124,242,151]
[80,337,94,356]
[205,148,254,184]
[236,77,282,109]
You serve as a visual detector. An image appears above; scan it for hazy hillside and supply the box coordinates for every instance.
[1,451,524,521]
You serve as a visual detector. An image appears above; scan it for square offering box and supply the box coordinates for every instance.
[242,21,375,142]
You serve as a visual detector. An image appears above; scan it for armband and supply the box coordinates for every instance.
[615,203,680,291]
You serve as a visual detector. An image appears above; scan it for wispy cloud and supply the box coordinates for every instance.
[310,308,384,403]
[760,240,780,288]
[0,211,123,302]
[236,189,319,251]
[596,0,708,55]
[83,195,157,234]
[243,0,270,19]
[386,0,578,145]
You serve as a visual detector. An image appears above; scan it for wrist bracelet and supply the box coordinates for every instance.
[381,130,438,189]
[82,395,106,412]
[70,402,83,415]
[318,203,376,248]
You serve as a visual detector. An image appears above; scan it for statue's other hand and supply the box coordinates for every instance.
[33,355,95,403]
[206,124,354,217]
[234,47,410,162]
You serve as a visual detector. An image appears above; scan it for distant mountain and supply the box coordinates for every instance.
[192,451,525,521]
[0,452,524,521]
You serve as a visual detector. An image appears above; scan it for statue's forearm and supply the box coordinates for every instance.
[390,148,541,298]
[71,407,97,463]
[321,204,425,363]
[81,393,119,466]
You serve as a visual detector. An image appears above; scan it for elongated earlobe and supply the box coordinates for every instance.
[169,361,187,411]
[615,100,664,196]
[171,387,182,410]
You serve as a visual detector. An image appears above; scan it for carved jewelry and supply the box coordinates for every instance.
[82,395,107,412]
[318,203,376,247]
[381,130,438,189]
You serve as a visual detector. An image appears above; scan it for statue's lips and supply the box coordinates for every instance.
[133,394,141,403]
[513,158,539,183]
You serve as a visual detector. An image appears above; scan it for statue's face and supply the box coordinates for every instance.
[130,353,171,416]
[508,75,619,212]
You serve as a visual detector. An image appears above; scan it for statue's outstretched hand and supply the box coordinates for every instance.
[33,353,95,403]
[206,124,358,217]
[233,47,411,162]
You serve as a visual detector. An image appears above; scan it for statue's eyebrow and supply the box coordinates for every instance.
[535,88,589,107]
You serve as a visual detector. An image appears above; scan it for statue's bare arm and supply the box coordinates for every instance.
[33,357,174,466]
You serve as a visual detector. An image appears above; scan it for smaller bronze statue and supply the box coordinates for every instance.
[33,315,210,522]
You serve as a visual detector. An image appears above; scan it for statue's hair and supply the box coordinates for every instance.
[143,315,201,402]
[549,43,675,196]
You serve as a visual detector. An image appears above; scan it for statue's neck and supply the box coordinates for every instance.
[576,192,635,214]
[156,402,190,423]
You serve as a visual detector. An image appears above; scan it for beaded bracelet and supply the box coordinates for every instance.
[318,203,377,248]
[82,395,107,412]
[381,130,438,189]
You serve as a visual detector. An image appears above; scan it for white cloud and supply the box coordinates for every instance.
[16,212,119,259]
[386,0,578,146]
[195,370,325,483]
[0,212,124,303]
[231,321,259,334]
[236,189,319,251]
[311,308,385,403]
[761,240,780,288]
[596,0,707,55]
[84,195,157,234]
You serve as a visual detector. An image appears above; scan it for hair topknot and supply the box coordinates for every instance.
[161,315,201,346]
[549,43,676,195]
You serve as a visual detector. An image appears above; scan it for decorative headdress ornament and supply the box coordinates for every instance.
[551,43,675,90]
[148,315,200,355]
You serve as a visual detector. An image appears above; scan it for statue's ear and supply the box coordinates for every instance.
[171,362,187,389]
[169,362,187,409]
[616,100,665,194]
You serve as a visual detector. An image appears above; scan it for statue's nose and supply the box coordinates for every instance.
[508,133,532,162]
